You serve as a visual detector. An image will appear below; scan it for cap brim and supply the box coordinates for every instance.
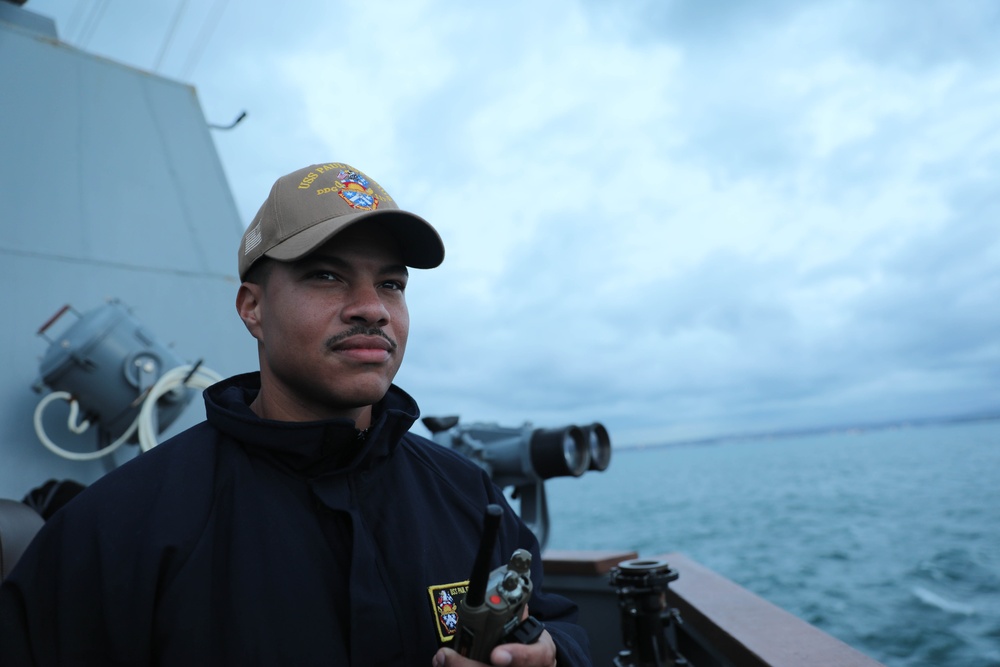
[264,208,445,269]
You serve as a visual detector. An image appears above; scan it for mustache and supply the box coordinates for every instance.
[325,325,398,350]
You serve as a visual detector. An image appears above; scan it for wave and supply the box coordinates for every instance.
[911,586,976,616]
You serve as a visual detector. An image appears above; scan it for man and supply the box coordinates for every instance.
[0,163,591,666]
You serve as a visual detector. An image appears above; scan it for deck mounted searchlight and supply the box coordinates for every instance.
[32,300,221,460]
[423,417,612,549]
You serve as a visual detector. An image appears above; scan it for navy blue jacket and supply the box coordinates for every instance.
[0,373,591,665]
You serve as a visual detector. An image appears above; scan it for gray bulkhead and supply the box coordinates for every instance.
[0,4,253,499]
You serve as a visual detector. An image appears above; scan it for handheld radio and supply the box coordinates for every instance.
[454,504,544,662]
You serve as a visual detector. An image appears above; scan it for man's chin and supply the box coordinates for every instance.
[328,379,394,408]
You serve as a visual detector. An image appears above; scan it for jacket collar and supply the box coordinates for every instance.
[203,372,420,476]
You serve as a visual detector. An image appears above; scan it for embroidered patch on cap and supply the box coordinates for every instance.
[336,169,379,210]
[427,580,469,643]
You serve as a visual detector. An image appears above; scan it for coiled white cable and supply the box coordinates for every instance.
[33,364,222,461]
[33,391,135,461]
[137,364,222,452]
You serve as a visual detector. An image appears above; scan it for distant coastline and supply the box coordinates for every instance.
[623,410,1000,451]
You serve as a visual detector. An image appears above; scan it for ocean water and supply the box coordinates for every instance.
[544,419,1000,667]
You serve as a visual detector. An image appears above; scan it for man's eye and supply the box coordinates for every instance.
[311,271,339,281]
[382,280,406,291]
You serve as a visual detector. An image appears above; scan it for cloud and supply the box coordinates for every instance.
[28,0,1000,445]
[394,0,1000,444]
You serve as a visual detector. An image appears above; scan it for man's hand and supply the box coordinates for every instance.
[431,628,557,667]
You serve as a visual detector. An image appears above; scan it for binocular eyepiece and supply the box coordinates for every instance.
[529,422,611,480]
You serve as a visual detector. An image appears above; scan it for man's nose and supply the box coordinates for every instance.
[343,284,390,325]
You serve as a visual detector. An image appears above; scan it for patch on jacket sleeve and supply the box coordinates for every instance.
[427,580,469,643]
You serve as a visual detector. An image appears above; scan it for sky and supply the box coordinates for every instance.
[23,0,1000,447]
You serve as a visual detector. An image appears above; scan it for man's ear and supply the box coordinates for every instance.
[236,282,264,341]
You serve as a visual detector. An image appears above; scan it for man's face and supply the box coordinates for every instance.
[238,224,410,424]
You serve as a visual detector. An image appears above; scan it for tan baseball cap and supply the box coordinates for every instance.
[238,162,445,280]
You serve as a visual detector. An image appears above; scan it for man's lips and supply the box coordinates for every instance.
[329,335,394,362]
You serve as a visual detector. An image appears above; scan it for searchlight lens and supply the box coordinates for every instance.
[529,427,590,479]
[583,423,612,471]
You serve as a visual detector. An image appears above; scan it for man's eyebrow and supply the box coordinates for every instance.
[303,253,408,276]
